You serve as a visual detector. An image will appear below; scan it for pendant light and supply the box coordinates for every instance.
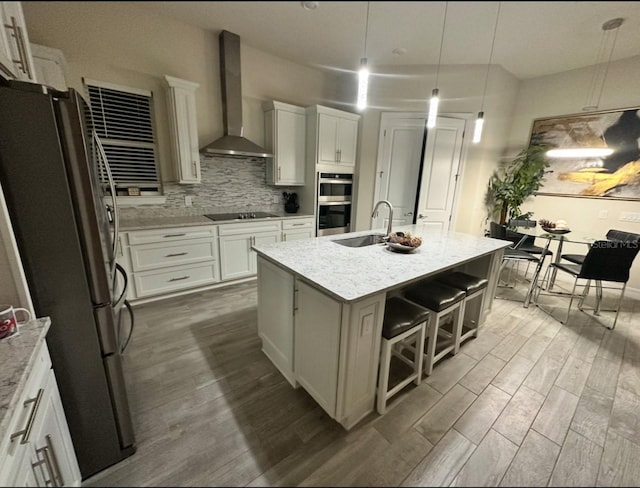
[428,1,448,128]
[356,1,371,111]
[547,17,623,159]
[473,2,501,144]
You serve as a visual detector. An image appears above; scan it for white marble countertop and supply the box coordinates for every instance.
[253,225,510,302]
[0,317,51,440]
[120,212,315,231]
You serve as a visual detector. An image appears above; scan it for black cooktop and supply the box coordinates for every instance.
[204,211,280,221]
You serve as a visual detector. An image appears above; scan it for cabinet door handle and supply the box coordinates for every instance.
[11,388,44,444]
[15,23,32,79]
[337,149,342,162]
[336,149,339,163]
[283,232,287,242]
[165,252,188,257]
[163,233,186,238]
[192,161,198,178]
[278,166,281,180]
[293,287,299,314]
[5,17,31,78]
[168,275,190,282]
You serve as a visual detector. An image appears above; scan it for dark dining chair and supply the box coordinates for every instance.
[535,238,640,329]
[561,229,640,265]
[490,222,542,302]
[506,219,553,257]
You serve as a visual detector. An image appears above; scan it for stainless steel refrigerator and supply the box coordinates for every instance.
[0,78,135,478]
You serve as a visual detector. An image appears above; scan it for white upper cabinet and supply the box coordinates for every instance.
[30,43,67,91]
[307,105,360,174]
[164,75,201,184]
[263,101,306,186]
[0,2,36,82]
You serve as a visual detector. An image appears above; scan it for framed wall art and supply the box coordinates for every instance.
[528,107,640,200]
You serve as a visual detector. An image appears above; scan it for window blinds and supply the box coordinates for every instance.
[85,81,160,190]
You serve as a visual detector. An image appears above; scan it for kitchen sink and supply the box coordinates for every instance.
[333,233,386,248]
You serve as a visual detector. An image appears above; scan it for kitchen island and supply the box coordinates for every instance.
[252,225,510,429]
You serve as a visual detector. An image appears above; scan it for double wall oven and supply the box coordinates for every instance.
[317,172,353,236]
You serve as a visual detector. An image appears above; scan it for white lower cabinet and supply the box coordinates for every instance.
[119,217,314,301]
[282,218,315,242]
[257,256,385,429]
[134,261,220,298]
[1,341,81,487]
[118,225,220,299]
[294,279,342,416]
[218,220,281,281]
[256,258,295,386]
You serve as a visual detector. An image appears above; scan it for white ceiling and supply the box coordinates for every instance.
[136,1,640,79]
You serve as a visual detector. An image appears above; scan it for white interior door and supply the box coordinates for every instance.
[416,117,465,233]
[373,115,426,229]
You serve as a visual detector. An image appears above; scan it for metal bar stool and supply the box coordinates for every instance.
[377,296,429,414]
[404,281,466,376]
[436,272,489,349]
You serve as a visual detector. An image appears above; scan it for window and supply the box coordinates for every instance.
[84,79,161,195]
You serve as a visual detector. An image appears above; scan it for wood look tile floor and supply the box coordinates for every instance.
[84,276,640,487]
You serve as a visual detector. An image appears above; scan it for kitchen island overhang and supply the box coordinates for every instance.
[253,225,510,429]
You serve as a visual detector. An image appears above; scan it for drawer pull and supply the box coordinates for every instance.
[11,388,45,444]
[163,233,186,238]
[291,223,305,226]
[45,434,64,487]
[168,275,190,282]
[34,436,63,487]
[165,252,188,257]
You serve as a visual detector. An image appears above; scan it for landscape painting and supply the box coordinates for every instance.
[529,107,640,200]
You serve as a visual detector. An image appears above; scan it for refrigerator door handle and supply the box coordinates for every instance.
[93,131,119,273]
[113,263,128,310]
[119,299,134,354]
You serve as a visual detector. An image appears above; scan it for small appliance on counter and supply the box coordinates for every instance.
[283,192,299,213]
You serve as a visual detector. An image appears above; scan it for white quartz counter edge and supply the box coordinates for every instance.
[0,317,51,439]
[253,225,511,303]
[119,213,315,231]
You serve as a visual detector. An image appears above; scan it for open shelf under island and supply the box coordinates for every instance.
[252,225,511,429]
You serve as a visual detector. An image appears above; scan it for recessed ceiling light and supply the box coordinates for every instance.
[301,1,319,10]
[392,47,407,56]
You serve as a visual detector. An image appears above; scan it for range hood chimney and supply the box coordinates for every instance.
[201,30,272,158]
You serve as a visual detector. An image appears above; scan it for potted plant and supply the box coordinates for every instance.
[486,144,551,225]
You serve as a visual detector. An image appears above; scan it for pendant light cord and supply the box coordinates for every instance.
[434,1,448,88]
[584,18,624,111]
[594,24,621,109]
[480,1,501,112]
[363,1,370,59]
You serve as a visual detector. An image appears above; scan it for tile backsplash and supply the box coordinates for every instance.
[120,154,299,218]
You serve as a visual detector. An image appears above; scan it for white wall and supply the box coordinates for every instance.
[335,63,520,234]
[506,55,640,290]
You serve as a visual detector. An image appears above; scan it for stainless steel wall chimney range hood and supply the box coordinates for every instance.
[201,30,272,158]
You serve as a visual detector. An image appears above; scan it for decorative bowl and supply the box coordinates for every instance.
[387,242,420,253]
[541,227,571,235]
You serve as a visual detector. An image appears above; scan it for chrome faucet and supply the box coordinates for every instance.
[371,200,394,236]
